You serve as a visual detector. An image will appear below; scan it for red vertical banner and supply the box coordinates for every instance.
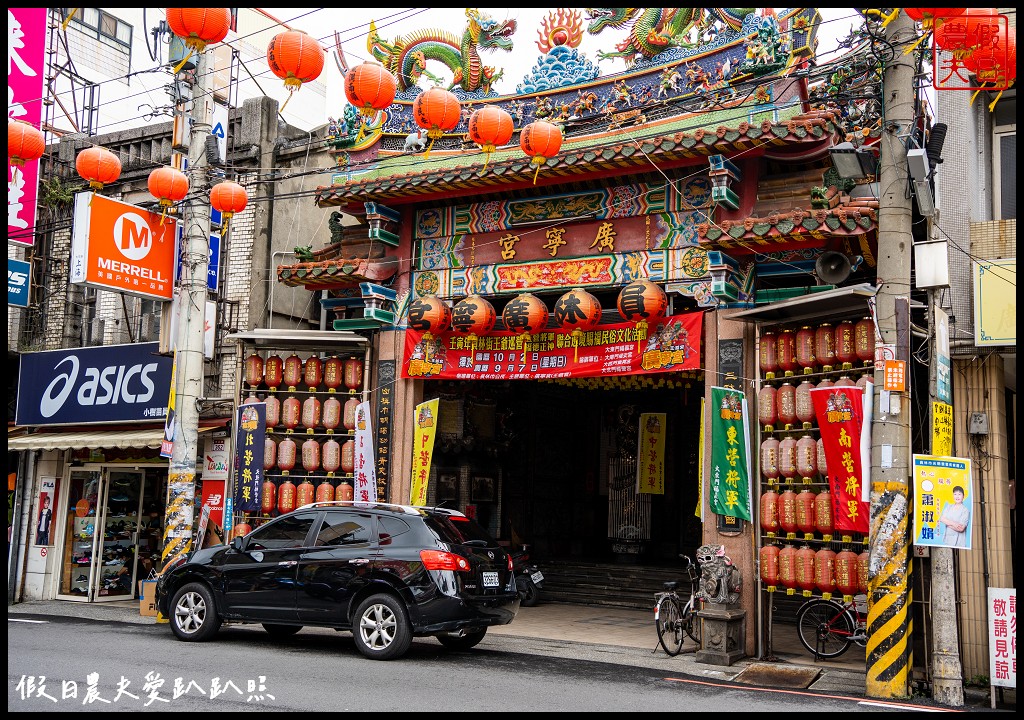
[811,386,869,533]
[8,8,47,245]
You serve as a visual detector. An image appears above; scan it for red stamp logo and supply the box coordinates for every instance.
[933,14,1011,91]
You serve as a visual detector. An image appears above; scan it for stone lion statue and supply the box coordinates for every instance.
[694,543,742,606]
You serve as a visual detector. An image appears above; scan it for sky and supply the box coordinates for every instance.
[262,7,863,100]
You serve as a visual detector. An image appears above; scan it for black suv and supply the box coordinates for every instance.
[156,502,519,660]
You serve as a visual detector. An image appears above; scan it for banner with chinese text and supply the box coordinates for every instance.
[403,311,702,380]
[912,455,973,549]
[8,8,47,246]
[988,587,1017,689]
[636,413,666,494]
[410,399,438,506]
[354,401,377,505]
[709,387,751,520]
[811,385,869,533]
[233,403,266,512]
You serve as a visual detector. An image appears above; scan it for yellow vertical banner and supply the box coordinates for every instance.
[931,401,953,456]
[696,398,704,518]
[410,398,439,506]
[636,412,666,494]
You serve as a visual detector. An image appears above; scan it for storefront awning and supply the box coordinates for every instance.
[7,427,215,452]
[725,284,878,325]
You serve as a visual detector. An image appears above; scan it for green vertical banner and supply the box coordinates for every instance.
[709,386,751,520]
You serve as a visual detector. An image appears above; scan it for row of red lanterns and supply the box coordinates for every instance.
[760,436,827,482]
[759,319,874,378]
[256,476,357,519]
[761,486,833,536]
[245,354,363,393]
[263,437,355,477]
[760,544,868,596]
[243,393,360,434]
[757,375,866,430]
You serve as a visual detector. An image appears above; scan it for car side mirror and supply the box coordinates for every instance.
[230,536,245,552]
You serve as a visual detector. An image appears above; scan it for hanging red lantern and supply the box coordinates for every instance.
[303,356,323,390]
[341,439,355,474]
[618,279,667,352]
[815,323,836,372]
[343,357,363,393]
[323,356,343,392]
[854,317,875,363]
[210,180,248,235]
[336,481,354,502]
[296,477,316,507]
[233,520,252,539]
[555,287,601,361]
[316,478,335,503]
[777,382,797,428]
[964,24,1016,108]
[502,293,549,362]
[795,544,817,592]
[75,145,121,189]
[264,394,281,428]
[244,353,264,389]
[817,437,828,476]
[778,545,798,590]
[759,330,779,378]
[856,374,872,391]
[934,8,998,59]
[344,61,398,141]
[795,380,815,427]
[775,329,797,375]
[815,547,837,595]
[760,488,780,533]
[408,295,453,335]
[148,166,189,223]
[412,86,461,158]
[267,30,325,111]
[166,8,230,53]
[264,437,277,472]
[835,375,856,389]
[264,354,284,390]
[795,487,816,535]
[760,544,780,586]
[795,325,816,372]
[758,385,778,429]
[452,294,497,358]
[261,478,277,515]
[777,486,798,534]
[8,120,45,167]
[835,548,859,597]
[241,393,260,406]
[779,436,798,480]
[281,396,301,432]
[796,434,818,480]
[468,105,514,170]
[322,396,341,433]
[835,320,857,368]
[283,354,303,390]
[277,437,296,474]
[760,437,780,482]
[322,438,341,477]
[277,479,297,514]
[903,8,967,55]
[857,550,871,593]
[815,488,834,536]
[343,396,359,431]
[816,377,834,392]
[301,396,321,433]
[520,120,563,184]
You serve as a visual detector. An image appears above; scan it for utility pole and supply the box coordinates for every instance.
[865,9,916,700]
[162,50,214,569]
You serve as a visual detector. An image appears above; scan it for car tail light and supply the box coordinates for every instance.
[507,554,513,571]
[420,549,471,572]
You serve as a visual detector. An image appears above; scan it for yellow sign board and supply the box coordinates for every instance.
[409,398,439,506]
[932,401,953,456]
[636,412,666,494]
[973,259,1016,346]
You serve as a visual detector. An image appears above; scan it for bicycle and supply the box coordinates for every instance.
[795,595,868,659]
[653,554,702,656]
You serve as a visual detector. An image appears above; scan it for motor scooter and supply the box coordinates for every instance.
[511,547,544,607]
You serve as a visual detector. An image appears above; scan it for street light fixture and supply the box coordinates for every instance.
[829,141,878,180]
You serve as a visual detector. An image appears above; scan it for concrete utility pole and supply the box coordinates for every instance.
[865,9,916,699]
[162,51,214,568]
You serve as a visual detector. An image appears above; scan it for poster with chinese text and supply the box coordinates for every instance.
[811,385,869,533]
[709,387,751,520]
[912,455,973,549]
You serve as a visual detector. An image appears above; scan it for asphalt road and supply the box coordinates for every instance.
[8,614,952,712]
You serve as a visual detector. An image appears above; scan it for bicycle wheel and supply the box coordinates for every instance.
[682,597,702,644]
[796,599,855,659]
[655,595,684,656]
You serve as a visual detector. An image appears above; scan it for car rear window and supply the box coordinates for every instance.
[422,514,496,546]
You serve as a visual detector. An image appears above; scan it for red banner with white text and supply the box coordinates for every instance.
[402,312,703,380]
[811,385,869,534]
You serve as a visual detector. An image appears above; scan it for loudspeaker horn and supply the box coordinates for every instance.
[815,251,856,285]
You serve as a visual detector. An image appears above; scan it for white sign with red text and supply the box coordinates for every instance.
[354,401,377,505]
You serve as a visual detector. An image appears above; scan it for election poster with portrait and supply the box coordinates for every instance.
[912,455,973,550]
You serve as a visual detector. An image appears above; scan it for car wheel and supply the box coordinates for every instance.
[521,579,540,607]
[437,627,487,651]
[263,623,302,637]
[352,593,412,660]
[170,582,221,642]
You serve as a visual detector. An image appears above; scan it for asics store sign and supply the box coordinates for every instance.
[16,342,173,426]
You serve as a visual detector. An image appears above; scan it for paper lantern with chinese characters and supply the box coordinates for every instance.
[795,544,817,592]
[758,385,778,429]
[244,353,264,389]
[779,436,798,480]
[341,439,355,474]
[815,323,836,372]
[817,437,828,476]
[815,547,837,594]
[322,396,341,433]
[835,548,859,597]
[209,180,247,234]
[502,293,549,361]
[277,438,296,474]
[759,330,778,378]
[795,325,816,372]
[343,358,363,393]
[408,295,453,335]
[283,354,303,390]
[264,437,277,472]
[303,356,323,390]
[554,287,601,331]
[277,479,297,514]
[282,396,301,432]
[233,520,252,539]
[816,488,834,536]
[778,545,798,589]
[777,487,798,534]
[795,380,815,427]
[857,374,872,391]
[520,120,563,183]
[858,550,870,593]
[468,105,514,170]
[344,61,397,141]
[854,317,875,362]
[264,394,281,428]
[302,396,321,434]
[322,438,340,476]
[412,87,461,157]
[75,145,121,189]
[760,488,780,532]
[8,120,45,167]
[617,279,667,322]
[760,437,780,481]
[336,481,354,502]
[835,320,857,367]
[796,435,818,480]
[760,544,780,586]
[296,478,316,507]
[452,294,497,354]
[795,488,816,534]
[316,479,335,503]
[323,356,343,392]
[343,396,359,431]
[777,382,797,428]
[166,8,230,53]
[261,478,277,515]
[267,30,325,111]
[776,329,797,375]
[264,355,284,390]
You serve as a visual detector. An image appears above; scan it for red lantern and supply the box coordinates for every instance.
[277,438,296,474]
[277,479,297,514]
[210,180,248,234]
[835,548,859,597]
[795,326,816,371]
[147,166,189,221]
[336,481,354,502]
[795,488,816,534]
[264,438,277,472]
[267,30,325,110]
[777,382,797,428]
[796,435,818,480]
[817,437,828,476]
[758,385,778,429]
[468,105,514,170]
[815,323,836,371]
[760,437,780,481]
[520,120,563,184]
[502,293,549,361]
[452,294,497,356]
[282,396,301,432]
[241,393,260,407]
[283,354,303,390]
[856,374,872,391]
[344,61,397,140]
[835,376,856,389]
[341,439,355,474]
[759,330,778,378]
[264,394,281,428]
[265,355,284,390]
[75,145,121,189]
[322,396,341,433]
[244,353,264,389]
[760,544,780,586]
[777,487,798,534]
[343,396,359,431]
[964,24,1016,93]
[778,545,798,589]
[934,8,998,59]
[776,329,798,375]
[166,8,230,53]
[316,479,335,503]
[857,550,870,593]
[854,317,875,362]
[554,287,602,331]
[816,378,834,392]
[760,488,780,532]
[815,547,837,594]
[617,279,668,322]
[795,545,816,592]
[412,87,461,157]
[296,478,316,507]
[779,437,798,480]
[343,358,363,393]
[835,320,857,367]
[8,120,45,167]
[301,396,321,433]
[408,295,453,334]
[322,438,341,476]
[233,521,252,539]
[261,479,276,515]
[323,356,343,392]
[303,356,323,390]
[795,380,815,427]
[815,489,834,536]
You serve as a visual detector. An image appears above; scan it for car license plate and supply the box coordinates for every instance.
[482,571,499,587]
[531,571,544,584]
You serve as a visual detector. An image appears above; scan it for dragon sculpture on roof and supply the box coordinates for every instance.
[584,8,755,66]
[367,8,516,95]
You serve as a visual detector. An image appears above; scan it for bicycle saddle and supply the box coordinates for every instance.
[662,581,679,591]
